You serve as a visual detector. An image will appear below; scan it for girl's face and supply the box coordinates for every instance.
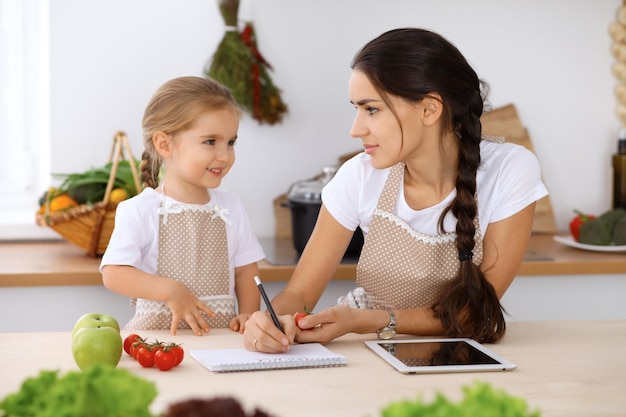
[348,70,427,169]
[163,107,239,200]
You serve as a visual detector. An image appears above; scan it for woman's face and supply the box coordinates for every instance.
[348,70,426,169]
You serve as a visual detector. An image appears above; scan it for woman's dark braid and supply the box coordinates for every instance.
[452,96,482,255]
[433,91,506,343]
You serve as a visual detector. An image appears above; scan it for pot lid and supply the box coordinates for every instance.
[287,166,338,202]
[287,179,323,201]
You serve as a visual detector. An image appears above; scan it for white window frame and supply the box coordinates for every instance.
[0,0,56,240]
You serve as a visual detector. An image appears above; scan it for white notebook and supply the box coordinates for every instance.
[190,343,347,372]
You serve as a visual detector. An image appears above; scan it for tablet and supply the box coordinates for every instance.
[365,338,516,374]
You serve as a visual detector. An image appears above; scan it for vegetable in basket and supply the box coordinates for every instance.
[41,160,141,207]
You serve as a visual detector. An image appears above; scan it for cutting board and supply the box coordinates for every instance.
[481,104,557,233]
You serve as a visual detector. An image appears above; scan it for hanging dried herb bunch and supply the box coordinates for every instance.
[205,0,288,125]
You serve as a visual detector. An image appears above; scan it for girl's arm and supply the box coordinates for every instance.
[233,262,261,314]
[229,262,261,333]
[101,265,216,336]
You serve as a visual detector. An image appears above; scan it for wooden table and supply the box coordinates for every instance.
[0,320,624,417]
[1,234,625,287]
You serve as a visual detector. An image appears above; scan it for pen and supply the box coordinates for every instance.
[254,276,284,332]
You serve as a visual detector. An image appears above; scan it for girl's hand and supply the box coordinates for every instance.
[243,310,295,353]
[165,280,216,336]
[229,313,253,334]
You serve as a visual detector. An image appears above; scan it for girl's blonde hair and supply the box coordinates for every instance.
[140,76,241,189]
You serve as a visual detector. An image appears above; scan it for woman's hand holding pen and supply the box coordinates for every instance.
[165,280,216,336]
[243,311,295,352]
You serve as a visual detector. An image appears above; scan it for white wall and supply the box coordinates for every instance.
[49,0,620,238]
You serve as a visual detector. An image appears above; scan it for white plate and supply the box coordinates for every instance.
[553,235,626,253]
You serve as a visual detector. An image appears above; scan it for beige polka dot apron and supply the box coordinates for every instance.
[124,196,235,330]
[348,162,484,310]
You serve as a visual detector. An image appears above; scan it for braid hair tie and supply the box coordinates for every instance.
[459,251,474,262]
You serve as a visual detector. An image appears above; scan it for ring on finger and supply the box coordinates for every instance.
[253,338,258,348]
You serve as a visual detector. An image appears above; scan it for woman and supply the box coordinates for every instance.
[244,28,548,352]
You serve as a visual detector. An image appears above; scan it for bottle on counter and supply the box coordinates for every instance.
[613,129,626,209]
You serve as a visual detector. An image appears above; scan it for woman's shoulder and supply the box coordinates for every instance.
[337,152,390,181]
[479,139,540,168]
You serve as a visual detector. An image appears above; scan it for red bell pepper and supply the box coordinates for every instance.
[569,210,596,241]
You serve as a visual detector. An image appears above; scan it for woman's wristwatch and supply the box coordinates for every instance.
[376,308,397,340]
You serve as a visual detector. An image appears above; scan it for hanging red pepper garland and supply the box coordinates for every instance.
[205,0,288,125]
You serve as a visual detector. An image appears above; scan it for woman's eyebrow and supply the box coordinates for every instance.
[350,98,382,106]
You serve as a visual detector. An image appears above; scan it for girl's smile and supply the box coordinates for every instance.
[157,107,240,204]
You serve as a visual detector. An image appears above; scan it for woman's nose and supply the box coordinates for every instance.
[349,115,367,139]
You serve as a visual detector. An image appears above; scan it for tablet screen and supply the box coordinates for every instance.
[365,338,516,374]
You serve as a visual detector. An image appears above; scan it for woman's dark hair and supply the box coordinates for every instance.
[351,28,505,343]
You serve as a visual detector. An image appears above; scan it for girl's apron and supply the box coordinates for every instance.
[124,197,235,330]
[340,162,484,310]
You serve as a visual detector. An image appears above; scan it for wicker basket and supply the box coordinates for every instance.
[36,131,141,257]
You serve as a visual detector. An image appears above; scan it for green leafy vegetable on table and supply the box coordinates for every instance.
[1,367,539,417]
[379,381,541,417]
[0,365,157,417]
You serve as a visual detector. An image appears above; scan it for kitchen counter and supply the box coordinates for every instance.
[0,320,624,417]
[1,234,625,287]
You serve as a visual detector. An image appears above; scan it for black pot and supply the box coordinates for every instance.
[283,197,364,258]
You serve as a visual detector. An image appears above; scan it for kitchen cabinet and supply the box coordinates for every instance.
[1,235,625,332]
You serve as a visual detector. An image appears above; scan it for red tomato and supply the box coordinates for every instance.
[294,313,308,329]
[169,345,184,366]
[136,346,155,368]
[151,341,165,353]
[154,349,177,371]
[130,340,143,360]
[123,334,143,355]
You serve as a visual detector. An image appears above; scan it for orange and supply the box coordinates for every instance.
[109,188,128,204]
[49,194,79,212]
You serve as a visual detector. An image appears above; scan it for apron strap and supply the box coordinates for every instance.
[376,163,405,212]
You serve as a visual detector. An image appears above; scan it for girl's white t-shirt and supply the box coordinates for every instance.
[100,187,265,296]
[322,140,549,238]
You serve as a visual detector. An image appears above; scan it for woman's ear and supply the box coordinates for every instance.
[153,131,172,157]
[421,93,443,126]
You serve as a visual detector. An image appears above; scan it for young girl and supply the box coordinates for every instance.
[101,76,265,336]
[244,28,549,353]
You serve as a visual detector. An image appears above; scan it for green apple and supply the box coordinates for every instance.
[71,313,123,370]
[72,312,121,336]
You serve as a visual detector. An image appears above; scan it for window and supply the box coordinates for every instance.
[0,0,53,239]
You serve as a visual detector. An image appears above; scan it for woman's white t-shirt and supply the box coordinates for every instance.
[100,187,265,297]
[322,140,549,239]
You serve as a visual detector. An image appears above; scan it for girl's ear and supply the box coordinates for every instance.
[153,131,172,157]
[421,93,443,126]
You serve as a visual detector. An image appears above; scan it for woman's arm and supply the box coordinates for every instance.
[297,202,537,342]
[479,202,536,298]
[243,205,354,351]
[272,205,355,315]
